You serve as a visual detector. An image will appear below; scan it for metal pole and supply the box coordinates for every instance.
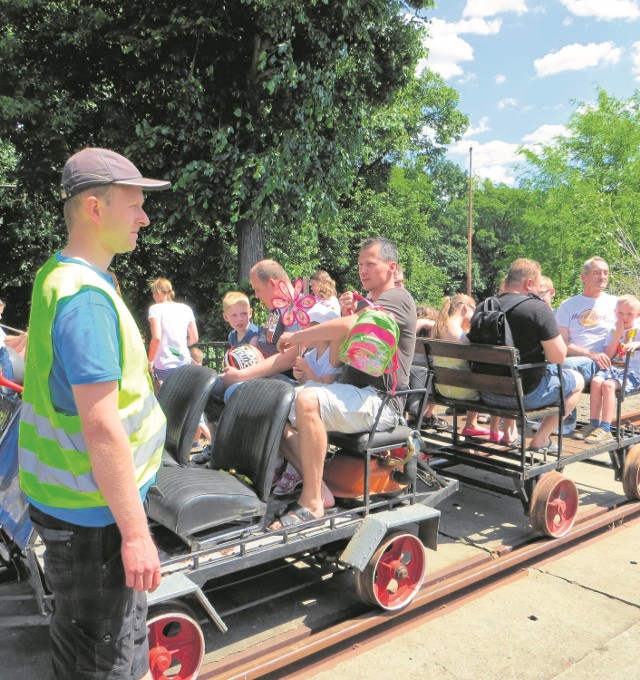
[467,146,473,297]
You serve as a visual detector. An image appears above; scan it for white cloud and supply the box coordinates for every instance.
[632,41,640,81]
[450,139,522,186]
[421,17,501,80]
[463,0,528,18]
[495,74,507,84]
[421,20,474,79]
[451,18,503,35]
[534,41,622,77]
[457,71,478,85]
[498,97,518,109]
[559,0,640,21]
[522,124,570,145]
[464,116,492,136]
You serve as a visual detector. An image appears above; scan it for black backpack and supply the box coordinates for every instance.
[467,294,531,374]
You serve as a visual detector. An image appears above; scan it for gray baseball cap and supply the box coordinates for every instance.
[61,147,171,200]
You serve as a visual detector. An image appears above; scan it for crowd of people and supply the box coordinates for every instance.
[6,143,638,680]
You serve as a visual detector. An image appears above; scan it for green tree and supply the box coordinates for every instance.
[0,0,438,332]
[518,88,640,298]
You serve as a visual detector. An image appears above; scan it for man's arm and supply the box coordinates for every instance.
[72,381,161,593]
[5,332,27,356]
[541,335,567,365]
[221,344,297,384]
[559,325,611,368]
[277,314,358,353]
[559,326,588,357]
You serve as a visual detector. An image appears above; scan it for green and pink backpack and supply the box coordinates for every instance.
[339,293,401,392]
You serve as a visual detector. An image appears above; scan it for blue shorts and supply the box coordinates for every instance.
[29,506,149,680]
[481,364,578,411]
[594,367,640,395]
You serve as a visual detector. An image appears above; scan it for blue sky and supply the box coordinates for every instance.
[416,0,640,185]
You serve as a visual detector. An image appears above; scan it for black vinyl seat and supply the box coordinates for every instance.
[328,366,428,455]
[156,364,219,467]
[147,373,294,542]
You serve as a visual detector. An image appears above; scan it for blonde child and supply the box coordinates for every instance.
[222,291,260,347]
[576,295,640,443]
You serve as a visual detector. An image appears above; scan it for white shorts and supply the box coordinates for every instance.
[289,381,399,433]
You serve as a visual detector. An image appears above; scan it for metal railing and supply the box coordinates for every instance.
[193,341,228,373]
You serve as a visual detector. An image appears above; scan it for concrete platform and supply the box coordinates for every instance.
[308,518,640,680]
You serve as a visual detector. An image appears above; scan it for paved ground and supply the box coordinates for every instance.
[307,517,640,680]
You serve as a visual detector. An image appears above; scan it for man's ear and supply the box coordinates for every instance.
[84,195,102,224]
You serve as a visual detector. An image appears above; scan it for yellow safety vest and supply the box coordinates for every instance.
[19,255,166,509]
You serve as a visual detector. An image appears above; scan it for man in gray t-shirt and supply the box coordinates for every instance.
[272,237,416,528]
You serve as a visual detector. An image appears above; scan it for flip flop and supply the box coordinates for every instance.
[462,426,490,437]
[274,503,337,530]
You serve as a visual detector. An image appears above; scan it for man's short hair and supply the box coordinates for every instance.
[360,236,398,263]
[62,184,113,231]
[505,258,541,287]
[582,257,608,274]
[251,259,289,284]
[222,291,250,311]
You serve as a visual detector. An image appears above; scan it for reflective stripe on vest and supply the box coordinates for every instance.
[18,256,166,510]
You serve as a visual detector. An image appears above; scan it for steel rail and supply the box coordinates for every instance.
[200,500,640,680]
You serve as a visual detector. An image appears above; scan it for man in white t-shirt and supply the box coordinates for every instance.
[555,256,617,432]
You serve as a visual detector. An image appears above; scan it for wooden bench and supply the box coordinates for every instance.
[419,338,640,537]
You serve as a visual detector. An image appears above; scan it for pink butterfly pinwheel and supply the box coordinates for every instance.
[271,278,315,327]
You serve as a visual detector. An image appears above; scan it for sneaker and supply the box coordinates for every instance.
[273,469,303,496]
[574,424,598,441]
[424,415,449,431]
[584,427,613,443]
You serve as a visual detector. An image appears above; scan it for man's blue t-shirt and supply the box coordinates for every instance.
[29,253,153,527]
[228,322,260,347]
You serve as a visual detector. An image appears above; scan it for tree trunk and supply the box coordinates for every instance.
[237,217,264,283]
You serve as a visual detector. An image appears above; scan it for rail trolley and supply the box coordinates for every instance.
[0,362,457,679]
[420,338,640,539]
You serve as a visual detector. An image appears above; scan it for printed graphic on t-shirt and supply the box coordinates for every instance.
[613,328,637,366]
[575,309,610,328]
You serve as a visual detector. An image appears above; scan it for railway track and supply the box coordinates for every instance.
[199,498,640,680]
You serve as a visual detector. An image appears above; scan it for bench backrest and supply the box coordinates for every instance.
[421,339,525,398]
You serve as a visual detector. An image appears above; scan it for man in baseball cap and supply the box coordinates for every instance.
[61,147,171,199]
[20,148,170,679]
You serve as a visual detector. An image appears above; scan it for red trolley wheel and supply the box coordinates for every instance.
[147,602,205,680]
[622,444,640,501]
[355,532,426,611]
[530,472,579,538]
